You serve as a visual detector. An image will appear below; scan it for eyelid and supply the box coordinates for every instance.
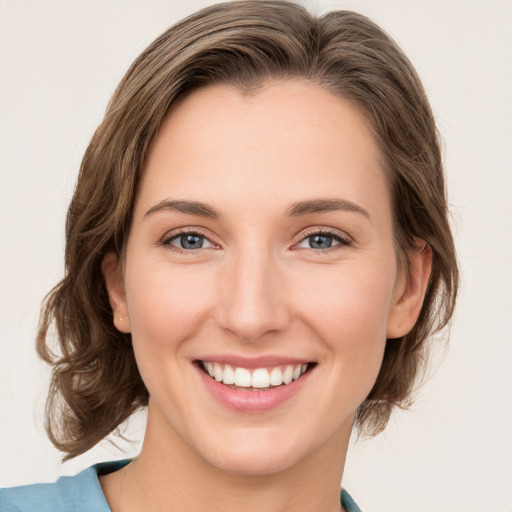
[160,227,218,251]
[159,226,352,253]
[293,227,352,248]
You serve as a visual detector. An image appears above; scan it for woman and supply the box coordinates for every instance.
[0,1,458,511]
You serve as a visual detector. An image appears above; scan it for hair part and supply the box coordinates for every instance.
[37,0,458,460]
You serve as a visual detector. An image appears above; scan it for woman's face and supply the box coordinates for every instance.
[106,80,423,475]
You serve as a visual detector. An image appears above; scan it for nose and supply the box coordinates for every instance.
[215,243,290,342]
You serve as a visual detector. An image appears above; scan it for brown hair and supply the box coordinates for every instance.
[37,0,458,460]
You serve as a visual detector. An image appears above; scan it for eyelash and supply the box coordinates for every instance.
[160,227,352,255]
[295,228,352,254]
[160,228,212,254]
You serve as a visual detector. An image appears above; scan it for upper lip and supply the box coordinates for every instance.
[194,355,314,369]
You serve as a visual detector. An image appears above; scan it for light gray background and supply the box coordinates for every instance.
[1,1,511,511]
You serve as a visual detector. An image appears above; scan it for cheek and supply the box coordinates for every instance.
[299,264,394,337]
[293,261,395,381]
[124,262,216,356]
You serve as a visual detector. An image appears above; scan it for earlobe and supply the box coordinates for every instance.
[101,252,131,333]
[386,242,432,339]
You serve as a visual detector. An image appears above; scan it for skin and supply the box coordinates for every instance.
[101,80,432,512]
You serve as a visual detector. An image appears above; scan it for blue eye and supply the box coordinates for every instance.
[163,231,213,251]
[297,230,351,251]
[161,228,351,254]
[308,234,335,249]
[177,234,204,250]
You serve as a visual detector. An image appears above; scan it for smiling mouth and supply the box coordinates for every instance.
[197,361,315,391]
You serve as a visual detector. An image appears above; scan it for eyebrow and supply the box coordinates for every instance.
[286,198,370,219]
[145,198,370,220]
[145,199,221,219]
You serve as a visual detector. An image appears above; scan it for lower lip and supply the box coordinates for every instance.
[196,365,313,412]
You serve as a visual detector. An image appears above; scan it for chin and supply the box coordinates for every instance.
[191,423,339,477]
[203,444,306,477]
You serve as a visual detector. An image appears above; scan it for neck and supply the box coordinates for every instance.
[115,405,352,512]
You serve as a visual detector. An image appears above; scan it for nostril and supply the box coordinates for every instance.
[214,288,290,342]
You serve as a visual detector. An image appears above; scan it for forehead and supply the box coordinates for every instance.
[137,80,389,221]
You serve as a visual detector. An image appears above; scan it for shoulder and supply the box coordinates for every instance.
[0,460,130,512]
[341,488,363,512]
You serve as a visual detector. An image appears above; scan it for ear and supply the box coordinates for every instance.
[102,252,131,333]
[386,241,432,339]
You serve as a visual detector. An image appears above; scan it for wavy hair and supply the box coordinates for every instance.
[37,0,458,460]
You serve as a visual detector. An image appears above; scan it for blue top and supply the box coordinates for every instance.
[0,459,362,512]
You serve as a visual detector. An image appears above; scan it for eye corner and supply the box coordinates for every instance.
[158,227,217,253]
[293,227,353,253]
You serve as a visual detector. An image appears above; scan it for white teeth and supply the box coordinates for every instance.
[202,361,309,389]
[223,364,235,385]
[234,367,252,387]
[251,368,270,388]
[269,367,284,386]
[283,365,294,384]
[213,362,223,382]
